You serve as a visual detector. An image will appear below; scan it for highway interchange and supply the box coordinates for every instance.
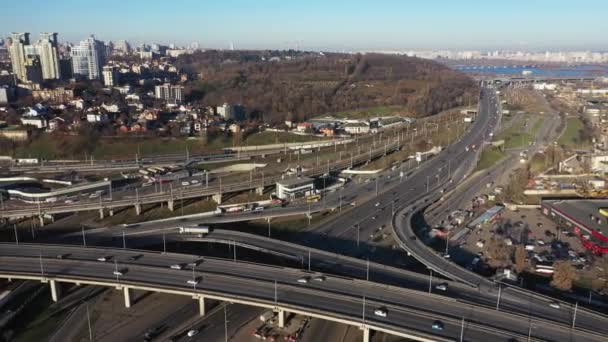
[3,82,608,341]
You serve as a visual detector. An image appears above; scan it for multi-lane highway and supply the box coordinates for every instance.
[0,244,605,342]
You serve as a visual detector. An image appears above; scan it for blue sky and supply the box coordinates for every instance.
[1,0,606,50]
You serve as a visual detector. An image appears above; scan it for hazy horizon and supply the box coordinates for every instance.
[1,0,607,51]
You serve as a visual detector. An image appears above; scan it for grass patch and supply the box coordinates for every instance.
[495,114,542,149]
[529,153,548,175]
[245,131,326,145]
[476,147,506,171]
[318,105,408,120]
[558,117,591,148]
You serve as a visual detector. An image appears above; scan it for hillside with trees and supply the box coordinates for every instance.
[178,51,478,123]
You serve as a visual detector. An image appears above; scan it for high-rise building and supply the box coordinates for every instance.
[115,40,131,54]
[37,32,61,80]
[71,35,106,80]
[24,55,43,85]
[154,83,184,103]
[8,32,30,81]
[102,65,119,86]
[104,41,114,57]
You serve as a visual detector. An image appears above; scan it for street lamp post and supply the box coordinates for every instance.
[572,301,578,329]
[224,304,229,342]
[13,224,18,245]
[496,283,502,310]
[39,251,44,277]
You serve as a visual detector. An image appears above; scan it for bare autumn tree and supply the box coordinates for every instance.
[503,167,531,204]
[513,245,528,273]
[486,238,512,268]
[551,261,577,291]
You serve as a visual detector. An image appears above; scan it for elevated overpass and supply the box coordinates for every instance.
[0,243,604,342]
[0,133,409,220]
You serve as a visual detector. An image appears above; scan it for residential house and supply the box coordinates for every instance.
[21,116,47,129]
[47,117,65,131]
[343,122,370,135]
[296,122,313,132]
[319,127,335,136]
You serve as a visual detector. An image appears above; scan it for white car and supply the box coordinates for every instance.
[313,276,325,282]
[297,277,309,284]
[375,202,380,207]
[549,302,561,309]
[187,329,199,337]
[181,181,190,186]
[113,270,124,277]
[187,279,199,286]
[170,264,183,270]
[435,284,448,291]
[374,308,388,317]
[97,256,108,262]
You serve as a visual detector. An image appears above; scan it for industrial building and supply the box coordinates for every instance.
[276,177,315,200]
[542,199,608,255]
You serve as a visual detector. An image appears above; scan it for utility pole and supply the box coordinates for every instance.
[375,177,379,195]
[308,249,311,271]
[428,269,433,294]
[362,295,366,324]
[496,283,502,310]
[39,251,44,277]
[162,231,166,254]
[572,301,578,329]
[460,318,465,342]
[224,304,229,342]
[366,258,370,281]
[122,231,126,249]
[87,303,93,342]
[13,224,18,245]
[81,225,87,247]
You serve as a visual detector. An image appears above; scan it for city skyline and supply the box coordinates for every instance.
[1,0,607,51]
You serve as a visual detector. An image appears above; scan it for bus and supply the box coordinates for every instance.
[306,194,321,203]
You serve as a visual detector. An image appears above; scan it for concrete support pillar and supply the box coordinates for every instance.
[362,326,370,342]
[276,309,285,328]
[167,199,174,212]
[123,287,131,308]
[49,279,60,302]
[38,215,45,227]
[134,204,141,216]
[196,296,206,316]
[255,187,264,196]
[212,193,222,204]
[99,208,104,220]
[49,215,55,223]
[109,209,114,217]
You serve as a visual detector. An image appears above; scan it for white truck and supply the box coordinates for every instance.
[178,226,210,235]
